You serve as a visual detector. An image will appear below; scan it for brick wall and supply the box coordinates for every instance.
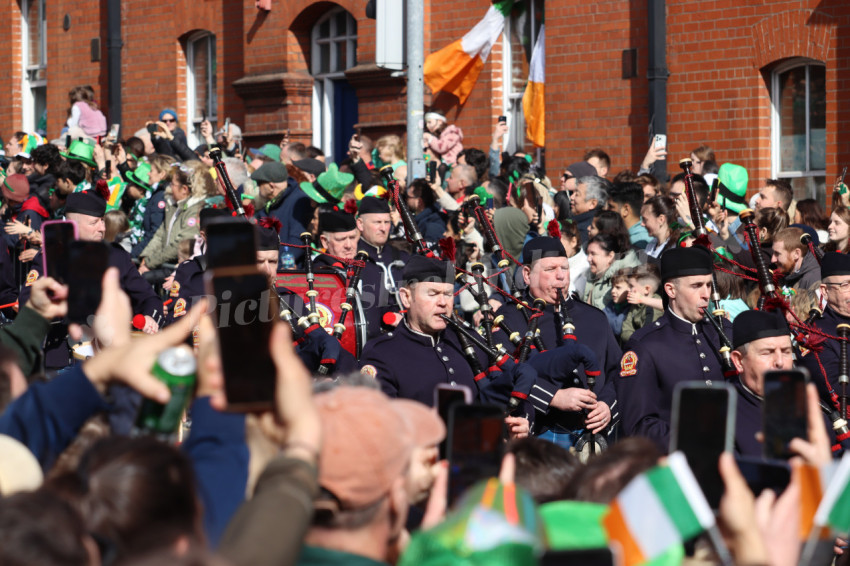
[545,0,650,177]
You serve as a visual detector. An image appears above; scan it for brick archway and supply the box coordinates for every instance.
[751,9,834,70]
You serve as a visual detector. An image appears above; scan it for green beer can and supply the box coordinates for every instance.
[134,345,197,438]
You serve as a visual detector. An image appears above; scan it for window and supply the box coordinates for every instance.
[21,0,46,134]
[770,60,826,204]
[502,0,544,154]
[186,32,217,148]
[311,8,358,161]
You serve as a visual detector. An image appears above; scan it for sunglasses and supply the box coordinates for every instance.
[162,118,176,124]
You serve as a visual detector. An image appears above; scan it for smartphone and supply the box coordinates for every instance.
[427,160,437,184]
[41,220,78,282]
[146,123,158,136]
[223,117,231,136]
[447,403,505,504]
[436,384,472,458]
[202,109,207,123]
[205,218,257,270]
[654,134,666,149]
[107,123,120,141]
[205,267,276,412]
[541,547,621,566]
[65,135,71,150]
[735,455,791,497]
[498,115,507,124]
[763,368,809,460]
[66,241,110,324]
[670,381,736,509]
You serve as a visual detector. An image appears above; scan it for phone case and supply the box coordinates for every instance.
[41,220,79,275]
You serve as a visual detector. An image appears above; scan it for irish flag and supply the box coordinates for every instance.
[424,1,514,104]
[800,456,850,565]
[522,24,545,147]
[603,452,715,566]
[798,461,836,539]
[812,454,850,533]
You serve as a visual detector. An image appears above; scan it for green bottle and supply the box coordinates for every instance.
[134,346,197,439]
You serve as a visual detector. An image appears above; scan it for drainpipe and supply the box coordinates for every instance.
[107,0,122,125]
[647,0,668,182]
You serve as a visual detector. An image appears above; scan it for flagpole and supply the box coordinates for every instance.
[406,0,425,184]
[705,525,733,566]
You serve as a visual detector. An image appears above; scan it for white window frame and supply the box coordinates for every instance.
[20,0,46,133]
[769,59,826,200]
[311,8,357,157]
[186,31,217,148]
[501,0,541,154]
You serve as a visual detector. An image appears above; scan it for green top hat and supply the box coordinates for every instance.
[124,161,153,192]
[716,163,749,215]
[62,139,97,168]
[300,162,354,204]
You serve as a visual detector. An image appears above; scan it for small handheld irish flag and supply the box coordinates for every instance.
[800,455,850,565]
[603,452,719,566]
[811,453,850,533]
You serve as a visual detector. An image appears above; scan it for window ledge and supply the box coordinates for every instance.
[232,72,313,101]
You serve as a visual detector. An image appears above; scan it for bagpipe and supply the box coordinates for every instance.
[274,265,367,360]
[679,162,850,427]
[679,158,737,378]
[209,147,246,217]
[382,166,607,440]
[800,232,824,266]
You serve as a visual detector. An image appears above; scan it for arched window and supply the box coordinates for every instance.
[770,59,826,203]
[311,8,358,161]
[186,31,217,148]
[21,0,47,134]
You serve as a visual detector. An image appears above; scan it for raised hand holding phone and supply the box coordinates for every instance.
[670,381,735,509]
[762,369,808,460]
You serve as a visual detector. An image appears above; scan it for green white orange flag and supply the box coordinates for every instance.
[812,454,850,533]
[602,452,715,566]
[522,24,545,147]
[801,456,847,565]
[424,1,514,104]
[798,461,836,540]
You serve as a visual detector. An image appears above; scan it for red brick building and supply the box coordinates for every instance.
[1,0,847,203]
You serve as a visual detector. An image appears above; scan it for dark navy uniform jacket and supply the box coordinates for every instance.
[494,295,619,426]
[357,239,408,341]
[0,242,17,310]
[734,378,765,457]
[21,244,162,318]
[164,256,206,326]
[21,244,162,369]
[735,375,850,457]
[618,310,733,453]
[359,320,477,407]
[798,305,849,414]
